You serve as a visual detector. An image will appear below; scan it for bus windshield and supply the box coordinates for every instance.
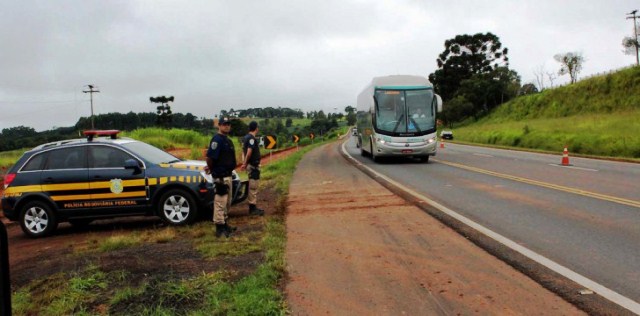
[374,89,435,135]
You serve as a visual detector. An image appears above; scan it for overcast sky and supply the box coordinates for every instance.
[1,0,638,131]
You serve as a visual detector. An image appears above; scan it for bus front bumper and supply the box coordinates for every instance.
[374,139,437,157]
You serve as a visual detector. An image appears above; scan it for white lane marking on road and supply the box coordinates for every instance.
[341,141,640,315]
[473,153,494,158]
[548,164,599,172]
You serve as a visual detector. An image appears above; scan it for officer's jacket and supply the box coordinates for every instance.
[242,133,261,166]
[207,133,237,177]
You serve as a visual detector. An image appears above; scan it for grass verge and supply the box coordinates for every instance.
[451,110,640,160]
[11,136,332,315]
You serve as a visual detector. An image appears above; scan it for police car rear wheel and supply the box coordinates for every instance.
[20,201,57,238]
[158,189,198,225]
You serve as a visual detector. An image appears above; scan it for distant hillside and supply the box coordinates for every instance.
[452,66,640,159]
[488,66,640,121]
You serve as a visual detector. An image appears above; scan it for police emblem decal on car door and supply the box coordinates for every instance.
[110,178,124,194]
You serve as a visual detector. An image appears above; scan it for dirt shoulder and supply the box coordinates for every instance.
[285,141,585,315]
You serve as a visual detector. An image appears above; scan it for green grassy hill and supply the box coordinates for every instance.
[452,66,640,159]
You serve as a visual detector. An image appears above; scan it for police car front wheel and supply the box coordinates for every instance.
[20,201,58,238]
[158,189,198,225]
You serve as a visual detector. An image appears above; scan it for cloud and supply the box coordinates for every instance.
[1,0,637,131]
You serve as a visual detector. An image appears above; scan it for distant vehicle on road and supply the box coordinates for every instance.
[352,127,358,136]
[356,75,443,163]
[440,130,453,140]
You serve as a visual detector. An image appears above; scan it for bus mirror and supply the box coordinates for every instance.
[435,94,443,113]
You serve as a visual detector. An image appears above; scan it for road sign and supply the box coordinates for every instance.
[264,135,277,149]
[309,133,315,140]
[292,134,300,143]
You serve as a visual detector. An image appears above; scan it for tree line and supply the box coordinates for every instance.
[0,107,348,152]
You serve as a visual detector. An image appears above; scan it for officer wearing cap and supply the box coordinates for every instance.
[206,116,237,237]
[241,121,265,216]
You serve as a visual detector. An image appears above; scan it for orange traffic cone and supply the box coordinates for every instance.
[440,138,445,148]
[561,145,570,166]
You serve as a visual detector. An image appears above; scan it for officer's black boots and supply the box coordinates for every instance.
[216,222,236,238]
[215,224,226,238]
[249,204,265,216]
[225,222,237,233]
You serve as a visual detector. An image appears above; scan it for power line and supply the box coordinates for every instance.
[627,9,639,66]
[82,84,100,129]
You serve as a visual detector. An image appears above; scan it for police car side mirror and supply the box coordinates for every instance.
[124,159,141,173]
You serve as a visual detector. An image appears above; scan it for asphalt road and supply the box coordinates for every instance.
[344,136,640,312]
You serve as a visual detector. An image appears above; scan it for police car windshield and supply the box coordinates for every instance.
[121,141,181,164]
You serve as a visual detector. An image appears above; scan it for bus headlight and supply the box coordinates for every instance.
[427,137,436,144]
[376,137,386,144]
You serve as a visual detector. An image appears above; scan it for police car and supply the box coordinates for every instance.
[1,130,248,238]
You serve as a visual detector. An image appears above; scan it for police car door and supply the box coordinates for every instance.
[88,145,148,215]
[40,146,89,214]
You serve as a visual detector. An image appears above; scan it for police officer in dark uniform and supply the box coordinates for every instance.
[206,116,237,237]
[240,121,265,216]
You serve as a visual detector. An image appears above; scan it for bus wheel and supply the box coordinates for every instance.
[370,142,379,162]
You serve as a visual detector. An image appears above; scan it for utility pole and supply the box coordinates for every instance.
[83,84,100,129]
[627,10,639,65]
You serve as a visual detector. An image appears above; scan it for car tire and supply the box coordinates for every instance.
[20,201,58,238]
[158,189,198,226]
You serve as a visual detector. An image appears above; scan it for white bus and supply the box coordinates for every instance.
[356,75,442,162]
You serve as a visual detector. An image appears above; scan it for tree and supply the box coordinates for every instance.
[622,21,639,64]
[346,112,357,126]
[533,64,546,91]
[150,96,174,127]
[285,118,293,127]
[546,71,558,88]
[229,119,248,137]
[429,32,509,101]
[344,105,356,114]
[441,95,474,124]
[519,83,539,96]
[455,66,521,116]
[554,52,585,84]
